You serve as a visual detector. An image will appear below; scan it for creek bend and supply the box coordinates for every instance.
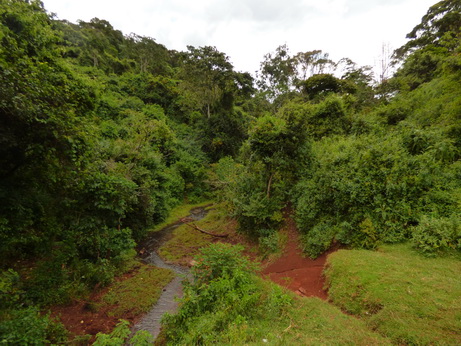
[131,206,208,339]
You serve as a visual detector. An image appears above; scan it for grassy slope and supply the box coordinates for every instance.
[325,244,461,345]
[159,276,389,345]
[245,283,391,345]
[158,206,389,344]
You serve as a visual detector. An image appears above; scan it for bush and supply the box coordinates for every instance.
[0,269,22,310]
[300,221,336,259]
[191,243,257,285]
[294,133,433,255]
[231,164,285,234]
[24,256,75,305]
[412,215,461,254]
[258,229,280,256]
[162,244,291,344]
[93,319,153,346]
[0,308,67,345]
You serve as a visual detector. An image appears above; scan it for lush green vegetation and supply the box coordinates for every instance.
[2,0,461,342]
[93,320,153,345]
[149,201,213,233]
[325,244,461,345]
[161,243,390,345]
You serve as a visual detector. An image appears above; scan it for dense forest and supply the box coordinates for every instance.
[1,0,461,344]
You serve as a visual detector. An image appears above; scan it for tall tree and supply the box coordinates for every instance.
[257,44,296,100]
[178,45,235,118]
[293,50,334,81]
[395,0,461,59]
[124,34,170,75]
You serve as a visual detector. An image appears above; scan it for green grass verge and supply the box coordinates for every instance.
[158,205,233,265]
[100,263,175,318]
[325,244,461,345]
[255,289,391,345]
[150,201,213,233]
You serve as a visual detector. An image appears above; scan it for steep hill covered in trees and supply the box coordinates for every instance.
[1,0,461,343]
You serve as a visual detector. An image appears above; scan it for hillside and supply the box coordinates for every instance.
[1,0,461,344]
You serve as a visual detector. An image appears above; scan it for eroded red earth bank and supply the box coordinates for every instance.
[261,216,333,300]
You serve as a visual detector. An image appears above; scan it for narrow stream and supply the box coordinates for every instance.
[131,207,208,339]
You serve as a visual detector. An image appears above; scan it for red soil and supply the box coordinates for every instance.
[261,216,334,300]
[50,268,142,342]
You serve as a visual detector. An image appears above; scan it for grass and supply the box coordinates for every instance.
[324,243,461,345]
[149,200,213,233]
[100,263,175,318]
[158,205,235,265]
[252,288,391,345]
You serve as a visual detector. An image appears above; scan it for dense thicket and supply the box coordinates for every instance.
[0,1,253,340]
[2,0,461,342]
[291,0,461,257]
[213,0,461,258]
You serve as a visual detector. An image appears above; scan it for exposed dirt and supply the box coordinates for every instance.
[50,268,142,342]
[261,214,335,300]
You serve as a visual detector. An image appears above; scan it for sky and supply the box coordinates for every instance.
[42,0,437,76]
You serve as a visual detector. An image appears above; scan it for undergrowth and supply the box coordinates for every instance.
[150,201,213,233]
[158,205,233,265]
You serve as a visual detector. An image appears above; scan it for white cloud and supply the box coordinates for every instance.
[43,0,436,75]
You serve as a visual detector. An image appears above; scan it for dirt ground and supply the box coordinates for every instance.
[261,215,333,300]
[50,269,144,342]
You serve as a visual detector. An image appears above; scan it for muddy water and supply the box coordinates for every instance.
[131,207,208,339]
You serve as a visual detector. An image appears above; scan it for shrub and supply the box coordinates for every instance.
[191,243,257,285]
[258,229,280,256]
[294,133,432,255]
[162,244,291,344]
[301,221,336,259]
[0,269,22,310]
[0,308,67,345]
[231,164,285,234]
[93,319,153,346]
[412,215,461,254]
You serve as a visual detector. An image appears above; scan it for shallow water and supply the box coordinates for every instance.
[131,207,208,339]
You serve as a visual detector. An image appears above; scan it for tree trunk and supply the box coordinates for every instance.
[183,222,228,238]
[266,172,274,199]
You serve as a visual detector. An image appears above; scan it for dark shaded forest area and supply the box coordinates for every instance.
[1,0,461,343]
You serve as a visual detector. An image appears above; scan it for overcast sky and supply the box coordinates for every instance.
[43,0,436,75]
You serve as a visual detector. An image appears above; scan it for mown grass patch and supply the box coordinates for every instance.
[325,243,461,345]
[100,263,175,318]
[150,201,213,233]
[158,205,234,265]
